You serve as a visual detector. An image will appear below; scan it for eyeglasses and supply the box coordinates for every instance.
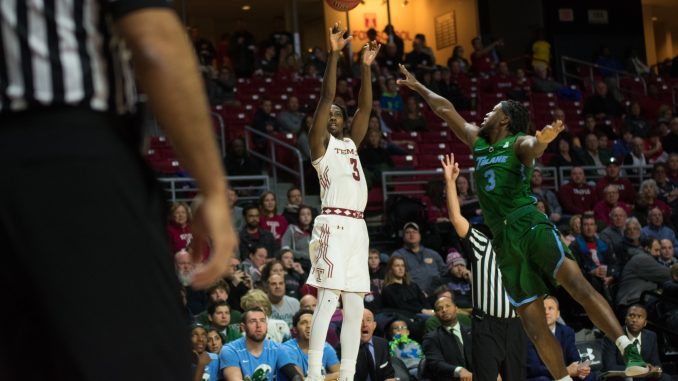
[392,326,408,331]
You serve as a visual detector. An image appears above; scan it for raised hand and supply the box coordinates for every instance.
[535,120,565,145]
[396,63,418,89]
[440,153,460,182]
[362,41,381,66]
[329,22,352,52]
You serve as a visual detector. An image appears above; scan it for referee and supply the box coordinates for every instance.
[0,2,236,380]
[440,154,526,381]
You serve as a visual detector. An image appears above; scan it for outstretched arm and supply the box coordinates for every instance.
[440,154,471,239]
[397,64,479,148]
[516,120,564,166]
[350,41,381,145]
[309,23,351,162]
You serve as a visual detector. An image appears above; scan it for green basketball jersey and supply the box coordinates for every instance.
[472,133,537,235]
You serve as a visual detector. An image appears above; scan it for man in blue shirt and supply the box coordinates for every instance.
[392,222,447,295]
[283,309,340,380]
[220,307,302,381]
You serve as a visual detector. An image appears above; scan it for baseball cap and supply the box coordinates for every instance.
[403,222,420,231]
[446,248,466,268]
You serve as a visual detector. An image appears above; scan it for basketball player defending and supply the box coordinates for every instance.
[306,24,380,381]
[397,64,648,380]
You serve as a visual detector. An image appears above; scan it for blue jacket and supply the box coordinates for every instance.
[571,235,620,279]
[526,323,596,381]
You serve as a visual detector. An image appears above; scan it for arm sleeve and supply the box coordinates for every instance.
[104,0,171,20]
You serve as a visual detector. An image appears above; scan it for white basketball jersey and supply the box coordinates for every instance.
[312,135,367,211]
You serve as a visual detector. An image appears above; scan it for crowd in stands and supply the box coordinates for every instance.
[156,20,678,381]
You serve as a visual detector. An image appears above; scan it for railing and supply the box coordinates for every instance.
[381,164,652,210]
[561,56,647,98]
[244,126,306,199]
[158,175,270,203]
[211,111,226,157]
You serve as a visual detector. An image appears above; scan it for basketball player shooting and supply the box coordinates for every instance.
[397,64,648,380]
[305,23,380,381]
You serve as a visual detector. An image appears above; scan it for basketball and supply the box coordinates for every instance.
[325,0,361,12]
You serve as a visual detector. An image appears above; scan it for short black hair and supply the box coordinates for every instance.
[500,100,530,135]
[242,203,259,217]
[292,308,314,327]
[207,300,230,315]
[626,304,647,316]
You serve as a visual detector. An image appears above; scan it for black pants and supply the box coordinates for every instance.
[0,108,191,380]
[471,312,526,381]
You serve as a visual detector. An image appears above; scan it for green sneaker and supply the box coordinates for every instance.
[624,340,648,377]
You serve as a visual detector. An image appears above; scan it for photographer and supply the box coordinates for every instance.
[226,257,253,313]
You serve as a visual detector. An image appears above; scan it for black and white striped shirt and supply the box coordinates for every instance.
[461,226,517,319]
[0,0,168,114]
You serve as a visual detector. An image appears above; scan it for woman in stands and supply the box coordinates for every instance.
[381,256,435,317]
[206,328,224,355]
[259,191,289,245]
[281,205,313,271]
[277,248,306,298]
[401,96,427,132]
[456,174,482,224]
[167,202,192,254]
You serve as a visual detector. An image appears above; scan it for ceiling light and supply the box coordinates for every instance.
[242,4,251,11]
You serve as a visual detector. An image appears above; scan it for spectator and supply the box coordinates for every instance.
[416,34,436,65]
[421,180,449,224]
[644,130,668,164]
[562,214,582,247]
[570,213,620,302]
[239,204,277,258]
[455,175,482,223]
[550,136,581,168]
[641,207,678,257]
[277,248,305,298]
[658,239,677,267]
[281,205,313,271]
[229,20,256,78]
[616,238,671,309]
[167,201,193,254]
[239,290,291,343]
[531,65,564,93]
[278,44,302,79]
[254,44,278,77]
[205,300,241,344]
[662,265,678,330]
[423,287,473,334]
[619,218,646,263]
[242,245,269,286]
[392,222,447,295]
[612,128,635,161]
[379,77,405,115]
[381,255,434,317]
[433,249,472,310]
[260,259,286,286]
[252,99,279,138]
[595,46,624,78]
[277,96,305,135]
[623,137,648,172]
[282,187,318,226]
[525,296,594,381]
[663,119,678,154]
[422,297,473,381]
[447,46,469,73]
[531,167,563,223]
[377,42,401,74]
[206,66,237,107]
[558,167,597,215]
[336,78,356,108]
[206,327,224,355]
[196,280,243,327]
[593,185,632,225]
[387,319,424,378]
[338,308,396,381]
[594,157,636,204]
[669,153,678,183]
[220,307,302,381]
[191,324,220,381]
[190,27,216,68]
[266,274,300,326]
[383,24,404,62]
[439,67,471,110]
[401,96,427,132]
[600,207,629,257]
[625,49,651,76]
[531,28,551,73]
[259,191,288,245]
[652,163,678,214]
[582,81,624,119]
[282,309,340,380]
[225,257,253,313]
[601,305,670,381]
[228,188,245,232]
[225,137,263,178]
[470,36,503,75]
[176,249,207,315]
[359,129,394,189]
[624,102,650,138]
[576,133,611,175]
[634,181,671,226]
